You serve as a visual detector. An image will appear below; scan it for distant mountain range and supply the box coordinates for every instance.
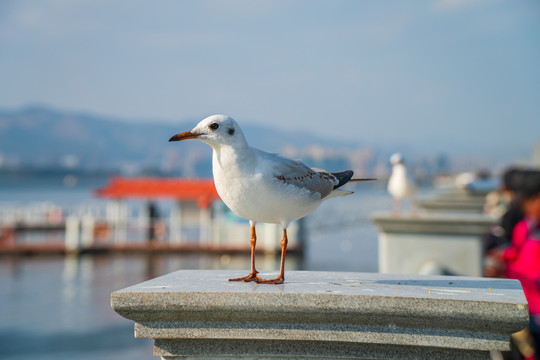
[0,105,380,177]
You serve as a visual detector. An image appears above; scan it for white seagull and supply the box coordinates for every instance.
[387,153,418,215]
[169,115,375,284]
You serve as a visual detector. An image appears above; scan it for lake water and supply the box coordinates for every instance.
[0,174,426,359]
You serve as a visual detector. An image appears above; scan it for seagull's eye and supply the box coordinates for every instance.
[209,123,219,130]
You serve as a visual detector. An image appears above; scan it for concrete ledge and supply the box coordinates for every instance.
[111,270,528,359]
[371,213,495,235]
[418,188,488,214]
[419,200,485,213]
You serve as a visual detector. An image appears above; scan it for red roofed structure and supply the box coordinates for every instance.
[95,177,220,208]
[91,177,303,252]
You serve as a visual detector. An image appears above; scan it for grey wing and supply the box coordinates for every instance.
[261,152,337,198]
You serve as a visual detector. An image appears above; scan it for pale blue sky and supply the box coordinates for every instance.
[0,0,539,162]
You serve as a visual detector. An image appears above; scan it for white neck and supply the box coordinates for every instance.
[392,163,407,177]
[212,141,255,173]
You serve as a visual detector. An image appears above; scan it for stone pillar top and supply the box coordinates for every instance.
[371,212,495,235]
[112,270,528,359]
[112,270,527,333]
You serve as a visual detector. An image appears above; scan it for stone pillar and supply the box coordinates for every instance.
[111,270,528,360]
[372,213,494,276]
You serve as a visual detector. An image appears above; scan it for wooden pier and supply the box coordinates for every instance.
[0,221,304,256]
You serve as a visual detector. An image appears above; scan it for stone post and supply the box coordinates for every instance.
[372,213,495,276]
[419,188,488,214]
[111,270,528,360]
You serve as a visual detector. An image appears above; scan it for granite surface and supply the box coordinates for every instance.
[111,270,529,359]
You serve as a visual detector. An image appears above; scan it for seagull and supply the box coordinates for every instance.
[387,153,418,216]
[169,115,375,284]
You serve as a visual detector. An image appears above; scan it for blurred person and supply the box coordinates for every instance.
[502,170,540,269]
[504,171,540,359]
[483,169,530,277]
[502,170,529,242]
[147,202,160,243]
[504,216,538,276]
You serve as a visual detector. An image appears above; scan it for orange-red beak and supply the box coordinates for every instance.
[168,131,201,142]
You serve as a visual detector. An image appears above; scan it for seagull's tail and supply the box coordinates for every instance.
[327,171,376,199]
[331,170,377,190]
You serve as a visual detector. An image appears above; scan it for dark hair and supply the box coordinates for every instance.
[521,171,540,199]
[503,169,540,199]
[502,168,540,200]
[503,169,527,192]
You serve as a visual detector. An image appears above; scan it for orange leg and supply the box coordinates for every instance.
[256,228,287,285]
[229,223,263,282]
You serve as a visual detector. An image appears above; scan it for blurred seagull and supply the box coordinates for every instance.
[388,153,418,216]
[169,114,375,284]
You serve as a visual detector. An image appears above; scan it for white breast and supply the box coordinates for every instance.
[388,164,416,198]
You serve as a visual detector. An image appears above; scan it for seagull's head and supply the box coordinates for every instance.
[390,153,404,166]
[168,114,247,148]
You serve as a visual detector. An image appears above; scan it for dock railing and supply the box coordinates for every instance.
[111,270,528,360]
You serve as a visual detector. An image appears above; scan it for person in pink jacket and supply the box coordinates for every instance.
[504,218,539,276]
[506,175,540,359]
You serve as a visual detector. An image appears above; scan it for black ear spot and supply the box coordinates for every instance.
[228,128,235,135]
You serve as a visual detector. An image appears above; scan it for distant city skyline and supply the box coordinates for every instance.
[0,105,531,179]
[0,1,539,164]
